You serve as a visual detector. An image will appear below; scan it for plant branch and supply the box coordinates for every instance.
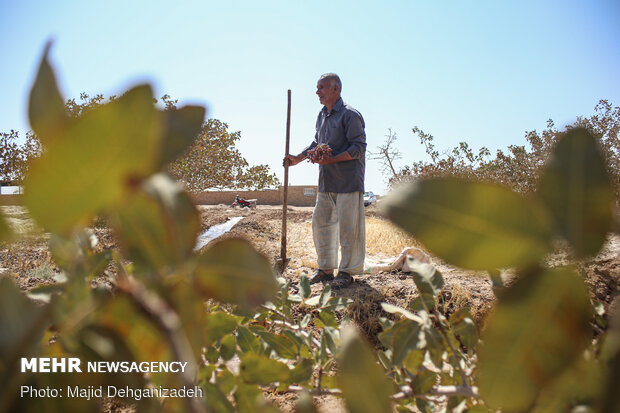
[269,319,322,349]
[278,384,479,400]
[434,314,470,386]
[392,384,479,400]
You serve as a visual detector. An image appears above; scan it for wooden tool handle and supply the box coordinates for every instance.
[281,90,291,262]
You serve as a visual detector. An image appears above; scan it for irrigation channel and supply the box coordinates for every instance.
[194,216,244,250]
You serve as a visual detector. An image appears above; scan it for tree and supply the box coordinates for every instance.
[168,118,280,192]
[574,99,620,197]
[1,93,280,193]
[71,93,281,192]
[384,100,620,201]
[368,128,402,182]
[0,130,41,185]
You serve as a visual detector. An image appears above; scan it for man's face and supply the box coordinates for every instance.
[316,78,339,107]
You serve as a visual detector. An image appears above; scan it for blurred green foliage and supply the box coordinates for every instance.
[385,126,617,411]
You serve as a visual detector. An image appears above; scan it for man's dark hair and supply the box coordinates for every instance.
[319,73,342,92]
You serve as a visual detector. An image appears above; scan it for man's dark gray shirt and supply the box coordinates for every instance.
[302,98,366,193]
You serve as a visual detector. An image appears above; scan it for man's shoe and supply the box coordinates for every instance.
[309,269,334,285]
[331,271,353,290]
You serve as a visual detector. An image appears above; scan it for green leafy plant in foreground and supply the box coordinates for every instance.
[384,126,618,412]
[0,42,618,413]
[0,43,279,413]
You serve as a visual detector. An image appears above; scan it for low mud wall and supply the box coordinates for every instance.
[192,185,318,206]
[0,195,22,206]
[0,187,319,207]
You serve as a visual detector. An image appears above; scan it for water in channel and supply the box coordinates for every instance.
[194,216,244,251]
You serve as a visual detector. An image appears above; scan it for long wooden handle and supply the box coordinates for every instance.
[281,90,291,262]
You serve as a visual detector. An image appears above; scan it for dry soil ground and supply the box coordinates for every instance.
[1,204,619,412]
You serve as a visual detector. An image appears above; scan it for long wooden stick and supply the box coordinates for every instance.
[281,90,291,264]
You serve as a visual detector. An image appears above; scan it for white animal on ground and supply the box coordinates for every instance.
[364,247,431,275]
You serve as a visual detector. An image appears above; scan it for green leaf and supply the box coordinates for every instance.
[287,294,303,303]
[239,354,290,385]
[198,363,216,384]
[449,308,478,351]
[156,106,206,168]
[600,304,620,413]
[318,309,339,329]
[319,284,332,306]
[337,326,393,413]
[77,324,136,362]
[416,399,433,413]
[72,324,147,399]
[215,368,237,394]
[319,373,338,389]
[322,327,339,355]
[0,278,51,409]
[236,326,261,353]
[408,296,429,312]
[192,238,278,308]
[111,173,200,276]
[299,274,311,299]
[410,260,444,310]
[531,354,603,413]
[90,296,170,372]
[248,325,267,335]
[404,349,425,373]
[300,313,311,328]
[304,294,321,307]
[204,383,235,413]
[234,383,265,413]
[478,267,592,411]
[377,349,392,369]
[166,279,210,355]
[28,41,69,142]
[537,127,614,257]
[287,359,314,384]
[409,259,444,297]
[204,312,239,344]
[220,334,237,361]
[383,177,552,270]
[282,329,305,352]
[424,326,445,369]
[204,346,220,363]
[390,320,426,365]
[48,230,111,278]
[324,296,353,312]
[24,84,160,233]
[255,331,298,359]
[411,368,438,394]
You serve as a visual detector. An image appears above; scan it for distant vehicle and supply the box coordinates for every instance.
[232,195,251,208]
[363,191,377,207]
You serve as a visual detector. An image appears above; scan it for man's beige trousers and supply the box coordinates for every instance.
[312,191,366,275]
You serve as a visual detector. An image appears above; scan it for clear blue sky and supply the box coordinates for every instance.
[1,0,619,195]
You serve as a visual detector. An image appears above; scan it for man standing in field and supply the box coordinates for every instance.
[284,73,366,289]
